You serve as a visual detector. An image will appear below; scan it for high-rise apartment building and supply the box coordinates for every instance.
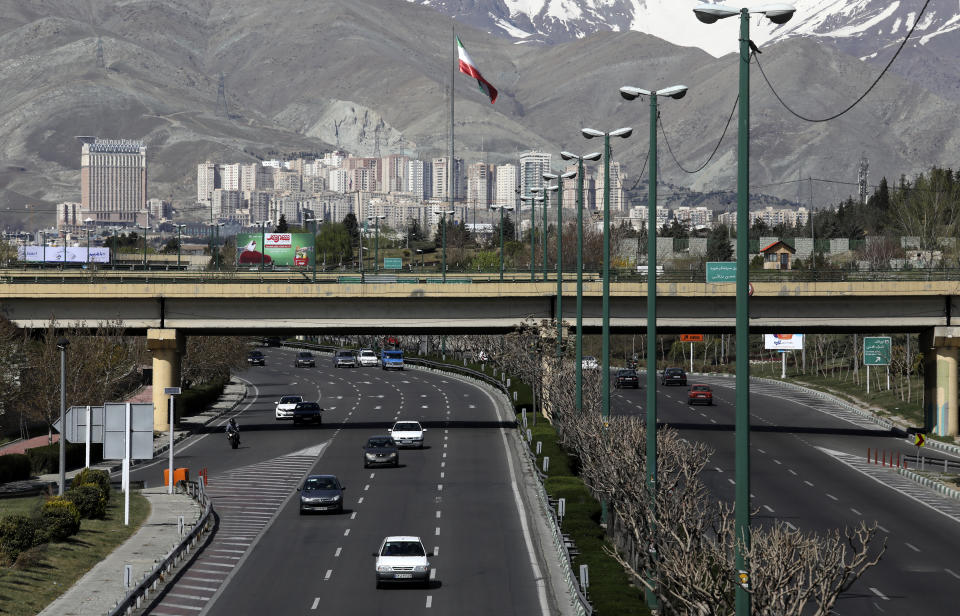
[382,154,409,193]
[197,161,220,205]
[221,163,241,191]
[494,163,517,208]
[80,138,147,224]
[593,162,625,212]
[406,159,432,200]
[518,150,550,199]
[466,162,493,209]
[431,157,464,202]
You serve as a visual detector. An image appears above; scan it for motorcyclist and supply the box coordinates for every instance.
[226,418,240,444]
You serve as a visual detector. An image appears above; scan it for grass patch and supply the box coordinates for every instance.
[0,494,49,518]
[781,372,924,427]
[0,489,149,616]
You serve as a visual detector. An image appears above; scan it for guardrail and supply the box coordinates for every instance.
[107,480,213,616]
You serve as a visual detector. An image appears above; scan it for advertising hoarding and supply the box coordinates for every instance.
[764,334,804,350]
[19,246,111,263]
[236,232,314,267]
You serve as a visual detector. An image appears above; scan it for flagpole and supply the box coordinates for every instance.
[450,24,456,240]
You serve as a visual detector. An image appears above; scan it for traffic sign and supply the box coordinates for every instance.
[863,337,891,366]
[383,257,402,270]
[706,262,737,283]
[104,403,155,460]
[914,433,926,447]
[680,334,703,342]
[53,405,105,444]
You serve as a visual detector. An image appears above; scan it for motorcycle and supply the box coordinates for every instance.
[226,426,240,449]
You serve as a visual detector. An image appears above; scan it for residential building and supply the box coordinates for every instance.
[56,202,85,232]
[80,138,147,224]
[221,163,241,191]
[518,150,550,199]
[197,161,220,205]
[495,163,518,208]
[467,162,493,210]
[407,159,432,200]
[593,161,625,213]
[212,189,242,220]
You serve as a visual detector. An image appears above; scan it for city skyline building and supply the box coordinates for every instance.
[80,138,147,224]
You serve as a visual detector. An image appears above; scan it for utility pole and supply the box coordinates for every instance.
[216,73,228,117]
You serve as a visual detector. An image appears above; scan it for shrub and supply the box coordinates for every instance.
[0,453,32,483]
[40,497,81,541]
[0,514,42,566]
[71,468,111,503]
[26,442,101,475]
[177,379,227,419]
[66,484,107,519]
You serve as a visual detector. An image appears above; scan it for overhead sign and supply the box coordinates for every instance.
[706,262,737,283]
[236,232,314,268]
[19,246,111,263]
[679,334,703,342]
[914,433,926,447]
[53,405,105,444]
[383,257,403,270]
[764,334,804,350]
[103,403,154,460]
[863,337,891,366]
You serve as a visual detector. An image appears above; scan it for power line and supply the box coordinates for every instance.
[754,0,932,123]
[659,90,739,174]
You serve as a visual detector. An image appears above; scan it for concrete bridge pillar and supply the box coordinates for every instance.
[146,328,184,431]
[922,327,960,437]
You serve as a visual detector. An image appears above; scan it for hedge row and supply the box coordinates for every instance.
[24,442,103,475]
[0,454,31,483]
[177,379,227,419]
[0,469,111,565]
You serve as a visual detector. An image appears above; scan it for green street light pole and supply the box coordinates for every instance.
[140,225,149,268]
[560,150,600,413]
[520,194,543,282]
[491,205,512,282]
[532,187,548,282]
[176,224,184,270]
[257,219,269,272]
[621,81,689,611]
[693,5,795,613]
[544,171,577,356]
[438,209,454,282]
[306,217,317,282]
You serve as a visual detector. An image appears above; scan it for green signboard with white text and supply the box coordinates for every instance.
[706,262,737,283]
[236,232,314,268]
[863,337,891,366]
[383,258,403,270]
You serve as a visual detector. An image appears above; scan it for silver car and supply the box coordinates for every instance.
[298,474,345,514]
[334,349,358,368]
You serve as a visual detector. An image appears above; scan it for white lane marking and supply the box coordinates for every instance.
[905,542,921,553]
[440,471,445,479]
[437,484,443,491]
[773,459,782,465]
[877,524,889,533]
[442,452,447,458]
[434,546,439,556]
[445,429,449,433]
[946,568,960,580]
[435,526,441,535]
[804,481,815,487]
[757,449,766,454]
[850,508,862,516]
[335,547,342,557]
[426,595,433,608]
[715,467,724,473]
[727,478,735,485]
[430,568,437,580]
[358,497,364,504]
[370,473,375,478]
[311,597,320,609]
[436,510,441,519]
[351,512,357,520]
[324,570,332,581]
[870,588,889,601]
[443,443,448,448]
[788,469,797,476]
[710,418,717,424]
[364,484,370,491]
[786,522,797,531]
[344,528,350,536]
[826,493,838,501]
[441,462,446,468]
[763,505,774,513]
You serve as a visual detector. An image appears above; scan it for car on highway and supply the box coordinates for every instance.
[298,474,345,514]
[581,356,599,370]
[358,349,379,367]
[247,350,266,366]
[615,369,640,389]
[275,394,304,419]
[688,384,713,405]
[264,336,282,347]
[363,435,399,468]
[292,401,323,425]
[660,367,687,386]
[334,349,358,368]
[294,351,316,367]
[373,536,432,588]
[388,420,426,448]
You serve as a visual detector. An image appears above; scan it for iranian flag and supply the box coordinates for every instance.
[457,36,498,104]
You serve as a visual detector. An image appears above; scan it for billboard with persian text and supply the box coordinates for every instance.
[236,232,314,267]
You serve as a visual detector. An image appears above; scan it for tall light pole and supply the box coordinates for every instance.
[530,187,549,281]
[214,222,225,271]
[620,82,688,609]
[40,230,46,266]
[693,4,795,613]
[56,337,69,495]
[305,216,318,282]
[368,215,385,272]
[138,225,149,269]
[582,127,632,424]
[176,224,186,270]
[256,219,270,272]
[490,205,513,282]
[560,150,601,414]
[520,193,543,282]
[544,171,576,356]
[84,217,94,265]
[436,210,454,282]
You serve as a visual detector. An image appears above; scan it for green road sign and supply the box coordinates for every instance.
[706,262,737,283]
[863,336,891,366]
[383,257,403,270]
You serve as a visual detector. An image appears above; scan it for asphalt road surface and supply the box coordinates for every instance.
[612,373,960,616]
[132,348,551,616]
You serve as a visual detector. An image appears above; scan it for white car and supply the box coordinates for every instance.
[374,535,432,588]
[388,420,426,448]
[581,356,599,370]
[358,349,379,367]
[275,394,304,420]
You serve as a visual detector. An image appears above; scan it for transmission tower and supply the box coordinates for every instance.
[373,119,383,159]
[215,73,228,117]
[857,153,869,204]
[96,37,105,68]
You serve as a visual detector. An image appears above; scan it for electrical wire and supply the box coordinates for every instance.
[659,90,739,174]
[628,150,649,191]
[754,0,932,122]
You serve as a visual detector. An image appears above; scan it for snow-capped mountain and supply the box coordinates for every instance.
[415,0,957,59]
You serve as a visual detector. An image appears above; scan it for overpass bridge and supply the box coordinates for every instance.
[2,270,959,437]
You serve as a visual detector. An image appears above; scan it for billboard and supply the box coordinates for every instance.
[764,334,803,350]
[19,246,111,263]
[236,232,314,267]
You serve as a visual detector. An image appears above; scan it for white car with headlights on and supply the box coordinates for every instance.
[373,536,432,588]
[388,420,426,448]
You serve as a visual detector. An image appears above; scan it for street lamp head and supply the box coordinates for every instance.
[545,185,558,193]
[611,127,633,138]
[619,86,650,100]
[560,151,577,161]
[530,187,541,193]
[445,210,454,215]
[561,171,577,180]
[584,152,602,161]
[658,85,689,99]
[693,2,739,22]
[56,337,69,350]
[504,206,514,211]
[542,172,558,181]
[581,128,604,139]
[758,4,795,24]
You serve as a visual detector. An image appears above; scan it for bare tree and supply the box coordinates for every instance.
[181,336,250,387]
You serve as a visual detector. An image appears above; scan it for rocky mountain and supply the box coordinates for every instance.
[0,0,957,226]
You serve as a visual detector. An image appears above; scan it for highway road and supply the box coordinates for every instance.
[131,348,556,616]
[612,374,960,616]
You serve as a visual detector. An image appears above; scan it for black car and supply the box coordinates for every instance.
[295,351,316,368]
[660,367,687,386]
[615,369,640,389]
[298,474,345,514]
[247,350,266,366]
[292,401,323,425]
[363,435,399,468]
[264,336,282,347]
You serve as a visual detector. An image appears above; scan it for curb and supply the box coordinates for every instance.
[896,467,960,501]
